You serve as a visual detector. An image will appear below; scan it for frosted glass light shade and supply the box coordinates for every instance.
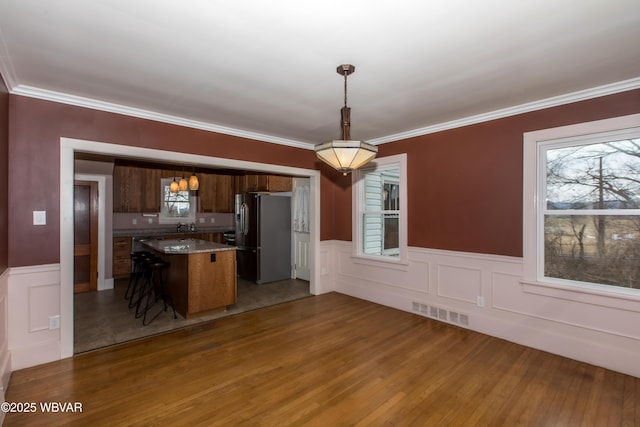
[178,177,188,192]
[315,140,378,174]
[169,178,179,194]
[189,174,199,191]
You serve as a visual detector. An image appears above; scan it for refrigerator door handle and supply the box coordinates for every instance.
[242,202,249,235]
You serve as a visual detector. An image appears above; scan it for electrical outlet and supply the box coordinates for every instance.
[477,296,485,307]
[199,218,205,223]
[132,218,137,225]
[148,218,153,224]
[210,217,215,223]
[49,315,60,330]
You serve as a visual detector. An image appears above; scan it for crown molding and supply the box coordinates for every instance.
[11,85,316,150]
[7,77,640,150]
[0,28,17,90]
[367,77,640,145]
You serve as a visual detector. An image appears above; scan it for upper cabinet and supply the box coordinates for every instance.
[114,164,291,213]
[113,165,164,212]
[235,174,292,193]
[113,165,144,212]
[198,173,234,213]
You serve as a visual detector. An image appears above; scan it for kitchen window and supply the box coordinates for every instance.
[158,177,196,224]
[353,153,407,263]
[523,114,640,299]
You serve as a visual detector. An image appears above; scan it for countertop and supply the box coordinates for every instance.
[113,227,234,238]
[143,238,237,254]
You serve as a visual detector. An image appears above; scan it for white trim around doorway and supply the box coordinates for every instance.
[60,137,322,359]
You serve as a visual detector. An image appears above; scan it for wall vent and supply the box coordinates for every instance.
[430,306,438,318]
[459,314,469,326]
[411,301,469,328]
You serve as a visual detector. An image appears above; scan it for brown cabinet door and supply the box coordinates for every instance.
[215,175,234,212]
[142,168,161,212]
[267,175,293,192]
[198,172,216,212]
[112,237,132,278]
[188,250,237,312]
[113,165,144,212]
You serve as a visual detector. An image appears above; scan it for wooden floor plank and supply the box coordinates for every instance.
[4,292,638,426]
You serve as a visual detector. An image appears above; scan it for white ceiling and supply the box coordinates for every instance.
[0,0,639,150]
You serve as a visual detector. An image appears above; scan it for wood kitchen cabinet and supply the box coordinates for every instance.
[113,164,290,213]
[235,174,292,193]
[198,173,234,213]
[113,165,162,212]
[142,168,161,212]
[113,166,144,212]
[112,237,132,279]
[143,239,237,319]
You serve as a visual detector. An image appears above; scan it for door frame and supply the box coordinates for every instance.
[60,137,322,359]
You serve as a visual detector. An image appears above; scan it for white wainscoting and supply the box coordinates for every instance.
[7,264,61,371]
[6,243,639,379]
[0,268,10,425]
[325,240,640,378]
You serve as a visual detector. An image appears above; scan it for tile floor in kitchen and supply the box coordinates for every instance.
[74,276,311,353]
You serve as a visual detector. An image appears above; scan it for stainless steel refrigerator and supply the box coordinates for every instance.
[235,193,292,284]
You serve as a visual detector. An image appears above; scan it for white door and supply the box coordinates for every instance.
[294,231,310,281]
[292,178,310,281]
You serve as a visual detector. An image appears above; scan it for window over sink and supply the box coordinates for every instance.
[159,177,196,224]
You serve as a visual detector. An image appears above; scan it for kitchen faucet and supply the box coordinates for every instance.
[177,222,196,232]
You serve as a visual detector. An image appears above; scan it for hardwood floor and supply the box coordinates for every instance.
[74,277,311,353]
[5,292,639,426]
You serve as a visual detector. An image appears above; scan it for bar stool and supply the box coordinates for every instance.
[136,257,177,325]
[125,251,151,306]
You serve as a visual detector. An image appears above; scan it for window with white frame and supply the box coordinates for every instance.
[523,114,640,294]
[353,153,407,262]
[159,177,196,224]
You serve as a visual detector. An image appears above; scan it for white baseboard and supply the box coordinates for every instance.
[329,240,640,378]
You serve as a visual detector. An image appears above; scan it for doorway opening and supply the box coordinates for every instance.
[62,138,321,358]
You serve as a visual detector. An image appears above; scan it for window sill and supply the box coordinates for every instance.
[351,254,409,271]
[520,279,640,312]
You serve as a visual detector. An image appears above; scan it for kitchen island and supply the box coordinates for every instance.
[143,238,237,319]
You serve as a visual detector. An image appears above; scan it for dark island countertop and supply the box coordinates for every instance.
[143,238,236,254]
[113,227,234,238]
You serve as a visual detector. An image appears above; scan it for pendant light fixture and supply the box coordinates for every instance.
[169,175,179,194]
[315,64,377,175]
[178,167,189,192]
[188,168,199,191]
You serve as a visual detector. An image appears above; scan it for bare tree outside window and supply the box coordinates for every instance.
[544,138,640,289]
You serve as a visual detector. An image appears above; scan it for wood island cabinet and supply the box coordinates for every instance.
[142,239,237,318]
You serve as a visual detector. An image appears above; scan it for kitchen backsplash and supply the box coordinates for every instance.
[113,212,234,231]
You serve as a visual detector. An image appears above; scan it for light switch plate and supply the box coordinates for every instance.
[33,210,46,225]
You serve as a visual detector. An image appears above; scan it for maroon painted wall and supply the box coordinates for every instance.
[7,88,640,267]
[7,96,338,267]
[0,76,8,273]
[369,89,640,257]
